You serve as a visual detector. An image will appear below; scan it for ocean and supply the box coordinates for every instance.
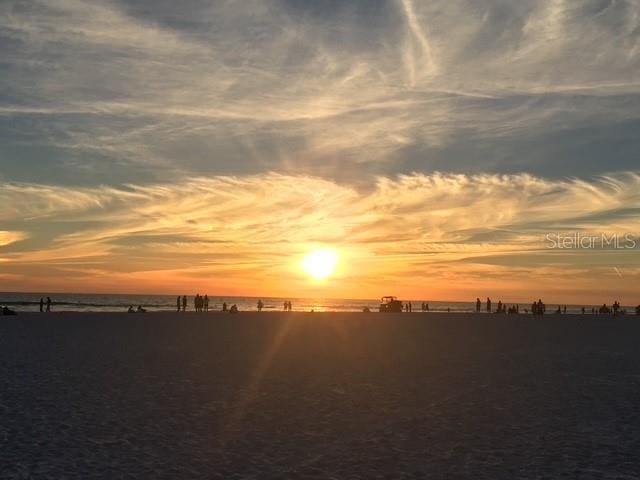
[0,292,620,314]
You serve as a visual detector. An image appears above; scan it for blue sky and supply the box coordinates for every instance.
[1,0,639,301]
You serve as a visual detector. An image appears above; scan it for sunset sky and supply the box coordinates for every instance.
[1,0,639,303]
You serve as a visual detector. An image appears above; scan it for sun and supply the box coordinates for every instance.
[301,248,339,281]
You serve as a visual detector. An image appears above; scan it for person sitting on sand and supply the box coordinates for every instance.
[128,306,135,313]
[363,306,370,313]
[137,305,146,313]
[229,304,238,314]
[2,306,16,315]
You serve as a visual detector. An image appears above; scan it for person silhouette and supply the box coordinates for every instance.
[486,297,491,313]
[204,295,209,312]
[177,296,181,312]
[46,296,51,312]
[182,295,187,312]
[222,302,227,312]
[40,297,44,313]
[128,306,135,313]
[476,298,481,313]
[257,299,264,312]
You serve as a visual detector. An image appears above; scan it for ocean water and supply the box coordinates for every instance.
[0,292,624,314]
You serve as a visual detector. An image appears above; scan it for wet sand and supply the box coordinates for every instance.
[1,311,640,479]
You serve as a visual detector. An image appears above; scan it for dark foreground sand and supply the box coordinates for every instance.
[2,312,640,479]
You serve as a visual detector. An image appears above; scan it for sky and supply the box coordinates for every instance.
[1,0,640,303]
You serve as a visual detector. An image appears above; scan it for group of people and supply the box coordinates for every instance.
[476,297,640,316]
[283,301,293,311]
[39,297,52,312]
[127,305,147,313]
[176,294,209,312]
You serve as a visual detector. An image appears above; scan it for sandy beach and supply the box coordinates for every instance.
[2,311,640,479]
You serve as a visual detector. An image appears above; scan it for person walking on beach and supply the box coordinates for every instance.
[177,296,181,312]
[46,296,51,312]
[204,295,209,312]
[486,297,491,313]
[476,298,481,312]
[182,295,187,312]
[257,299,264,312]
[40,297,44,313]
[222,302,227,312]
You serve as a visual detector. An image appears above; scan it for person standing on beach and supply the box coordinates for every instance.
[486,297,492,313]
[40,297,44,312]
[204,295,209,312]
[257,299,264,312]
[46,296,51,312]
[177,296,181,312]
[182,295,187,312]
[222,302,227,312]
[476,298,481,312]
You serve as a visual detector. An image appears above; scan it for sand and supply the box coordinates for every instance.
[1,311,640,479]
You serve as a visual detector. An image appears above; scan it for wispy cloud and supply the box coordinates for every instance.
[1,0,639,181]
[1,172,639,301]
[0,230,28,247]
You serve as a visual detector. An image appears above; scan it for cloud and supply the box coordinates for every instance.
[1,171,639,300]
[0,230,28,247]
[1,0,639,182]
[1,1,639,301]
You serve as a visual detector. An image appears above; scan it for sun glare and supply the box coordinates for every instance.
[301,248,339,281]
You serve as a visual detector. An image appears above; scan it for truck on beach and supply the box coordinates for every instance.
[379,296,403,313]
